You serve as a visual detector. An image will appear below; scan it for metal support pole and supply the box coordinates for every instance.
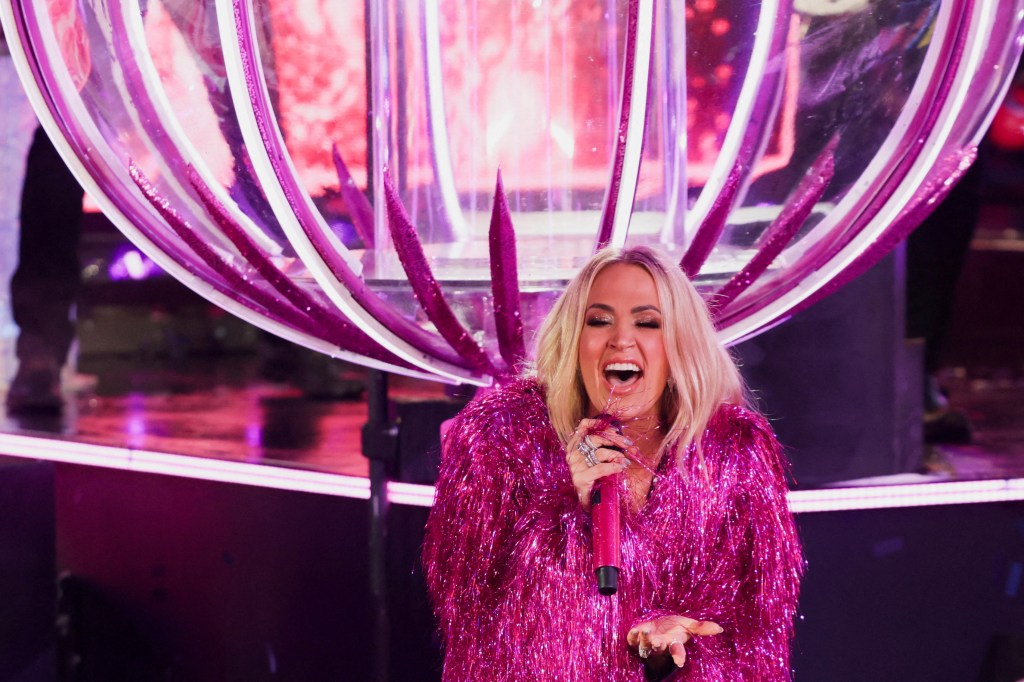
[361,370,397,682]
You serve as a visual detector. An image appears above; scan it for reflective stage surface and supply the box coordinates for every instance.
[0,349,1021,492]
[1,199,1023,501]
[0,354,448,480]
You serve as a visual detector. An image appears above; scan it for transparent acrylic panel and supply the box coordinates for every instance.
[4,0,1022,381]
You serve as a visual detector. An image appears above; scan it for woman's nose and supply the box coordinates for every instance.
[609,325,636,349]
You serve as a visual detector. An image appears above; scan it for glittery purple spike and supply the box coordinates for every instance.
[488,170,525,373]
[680,168,743,278]
[233,0,472,370]
[383,171,496,375]
[681,5,791,277]
[330,143,375,248]
[596,0,646,249]
[711,137,836,317]
[715,5,972,331]
[184,165,408,365]
[792,147,976,319]
[129,162,321,338]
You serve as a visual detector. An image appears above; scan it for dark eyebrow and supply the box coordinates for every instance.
[585,303,661,314]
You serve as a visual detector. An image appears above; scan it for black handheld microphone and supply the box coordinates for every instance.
[591,417,623,595]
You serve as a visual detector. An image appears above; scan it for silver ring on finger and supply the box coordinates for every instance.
[578,435,599,467]
[638,645,651,659]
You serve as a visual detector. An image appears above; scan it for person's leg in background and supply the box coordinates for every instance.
[6,125,85,413]
[905,161,982,444]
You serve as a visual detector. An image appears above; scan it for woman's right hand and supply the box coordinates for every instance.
[565,418,635,510]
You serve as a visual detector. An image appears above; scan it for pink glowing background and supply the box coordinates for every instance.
[1,0,1021,386]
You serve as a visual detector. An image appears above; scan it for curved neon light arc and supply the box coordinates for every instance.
[714,0,971,341]
[680,5,792,276]
[737,0,957,282]
[121,0,283,258]
[103,1,241,259]
[769,0,1004,320]
[183,164,414,366]
[422,0,470,241]
[1,0,446,383]
[718,0,1014,344]
[598,0,655,251]
[684,0,780,237]
[220,0,491,386]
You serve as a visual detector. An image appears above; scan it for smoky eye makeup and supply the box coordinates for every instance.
[585,315,612,327]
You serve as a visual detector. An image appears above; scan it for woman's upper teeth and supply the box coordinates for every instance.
[605,362,640,372]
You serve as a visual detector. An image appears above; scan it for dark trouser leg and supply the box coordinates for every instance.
[10,125,85,369]
[905,163,980,443]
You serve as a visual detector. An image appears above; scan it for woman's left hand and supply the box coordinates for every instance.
[627,615,723,669]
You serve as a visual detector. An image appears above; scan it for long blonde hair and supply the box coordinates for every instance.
[533,246,744,456]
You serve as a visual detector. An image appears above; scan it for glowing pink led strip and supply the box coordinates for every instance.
[787,479,1024,513]
[0,432,370,500]
[2,433,1022,512]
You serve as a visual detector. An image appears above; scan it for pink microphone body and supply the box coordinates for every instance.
[591,472,622,595]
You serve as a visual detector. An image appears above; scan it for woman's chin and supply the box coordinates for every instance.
[596,399,657,424]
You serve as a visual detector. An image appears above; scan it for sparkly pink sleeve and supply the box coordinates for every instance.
[421,381,585,677]
[639,407,804,681]
[422,399,521,656]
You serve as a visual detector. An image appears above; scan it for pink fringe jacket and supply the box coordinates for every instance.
[422,378,803,681]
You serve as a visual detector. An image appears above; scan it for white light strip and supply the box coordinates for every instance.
[0,433,369,500]
[387,480,437,507]
[788,478,1024,513]
[684,0,778,236]
[2,432,1022,512]
[607,0,655,249]
[423,0,470,241]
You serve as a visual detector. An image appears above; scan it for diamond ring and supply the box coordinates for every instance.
[578,435,599,467]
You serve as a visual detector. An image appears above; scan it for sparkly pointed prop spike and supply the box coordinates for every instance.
[488,170,525,374]
[798,147,978,319]
[184,165,406,365]
[711,135,837,318]
[331,143,375,249]
[680,169,744,279]
[383,170,496,376]
[129,161,321,338]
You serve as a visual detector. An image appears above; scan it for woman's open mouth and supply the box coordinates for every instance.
[603,362,643,388]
